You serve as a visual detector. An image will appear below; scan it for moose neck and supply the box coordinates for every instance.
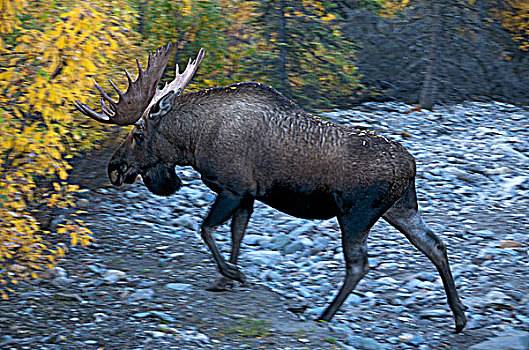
[157,104,204,168]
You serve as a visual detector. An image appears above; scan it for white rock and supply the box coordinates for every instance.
[244,250,282,266]
[165,283,193,291]
[103,270,126,283]
[468,330,529,350]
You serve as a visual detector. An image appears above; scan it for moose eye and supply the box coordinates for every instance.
[133,132,144,144]
[150,102,160,115]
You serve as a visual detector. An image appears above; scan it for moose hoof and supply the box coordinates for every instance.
[317,315,331,323]
[206,276,235,292]
[220,262,246,284]
[455,315,467,333]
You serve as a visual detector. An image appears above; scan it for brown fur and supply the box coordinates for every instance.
[106,81,466,332]
[154,83,415,215]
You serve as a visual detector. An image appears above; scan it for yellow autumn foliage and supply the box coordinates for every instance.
[375,0,529,51]
[374,0,410,18]
[499,0,529,50]
[0,0,25,36]
[0,0,139,299]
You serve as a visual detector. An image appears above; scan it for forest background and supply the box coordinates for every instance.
[1,0,528,298]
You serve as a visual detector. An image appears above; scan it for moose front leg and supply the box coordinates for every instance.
[229,197,254,264]
[201,191,248,285]
[207,197,254,291]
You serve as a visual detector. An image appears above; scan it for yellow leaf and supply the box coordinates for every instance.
[56,36,67,49]
[82,58,97,73]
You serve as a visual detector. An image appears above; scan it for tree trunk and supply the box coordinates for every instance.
[277,0,288,95]
[137,0,146,36]
[419,1,442,110]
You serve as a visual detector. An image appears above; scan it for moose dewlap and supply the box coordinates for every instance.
[74,42,467,333]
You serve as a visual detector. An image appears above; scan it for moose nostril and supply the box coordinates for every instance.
[109,169,120,185]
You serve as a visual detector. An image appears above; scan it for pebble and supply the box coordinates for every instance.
[51,277,73,288]
[270,233,291,250]
[128,288,155,301]
[93,313,109,322]
[483,290,511,307]
[346,335,385,350]
[283,241,305,254]
[171,215,199,231]
[288,223,314,238]
[407,335,425,346]
[180,330,210,343]
[132,311,177,323]
[53,267,67,278]
[165,283,193,291]
[499,240,524,248]
[243,250,282,266]
[419,309,450,319]
[243,234,263,245]
[150,311,177,323]
[470,230,496,239]
[468,330,529,350]
[103,270,127,284]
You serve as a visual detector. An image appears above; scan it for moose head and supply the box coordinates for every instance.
[74,43,205,196]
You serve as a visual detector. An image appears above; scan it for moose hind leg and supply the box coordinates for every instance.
[207,198,254,292]
[383,202,467,333]
[318,213,374,322]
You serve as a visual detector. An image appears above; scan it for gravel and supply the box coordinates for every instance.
[1,101,528,349]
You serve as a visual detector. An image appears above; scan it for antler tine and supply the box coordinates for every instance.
[136,58,143,78]
[148,49,155,69]
[92,78,116,107]
[74,42,174,126]
[100,99,115,116]
[145,48,206,116]
[123,68,133,83]
[108,78,124,97]
[73,100,113,124]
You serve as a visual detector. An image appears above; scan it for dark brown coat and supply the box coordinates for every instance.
[105,81,465,332]
[156,82,415,218]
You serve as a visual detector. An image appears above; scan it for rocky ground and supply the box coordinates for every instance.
[1,101,528,349]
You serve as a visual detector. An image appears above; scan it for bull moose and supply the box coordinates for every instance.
[74,43,467,332]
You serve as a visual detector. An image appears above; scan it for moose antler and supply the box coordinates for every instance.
[74,42,173,125]
[144,48,207,117]
[75,42,198,126]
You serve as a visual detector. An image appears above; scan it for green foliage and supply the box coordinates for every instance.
[251,0,364,108]
[139,0,363,108]
[138,0,258,88]
[226,319,270,338]
[325,336,338,344]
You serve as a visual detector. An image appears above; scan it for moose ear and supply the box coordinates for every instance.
[149,91,177,120]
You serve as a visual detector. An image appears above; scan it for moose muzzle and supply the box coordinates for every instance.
[108,162,138,186]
